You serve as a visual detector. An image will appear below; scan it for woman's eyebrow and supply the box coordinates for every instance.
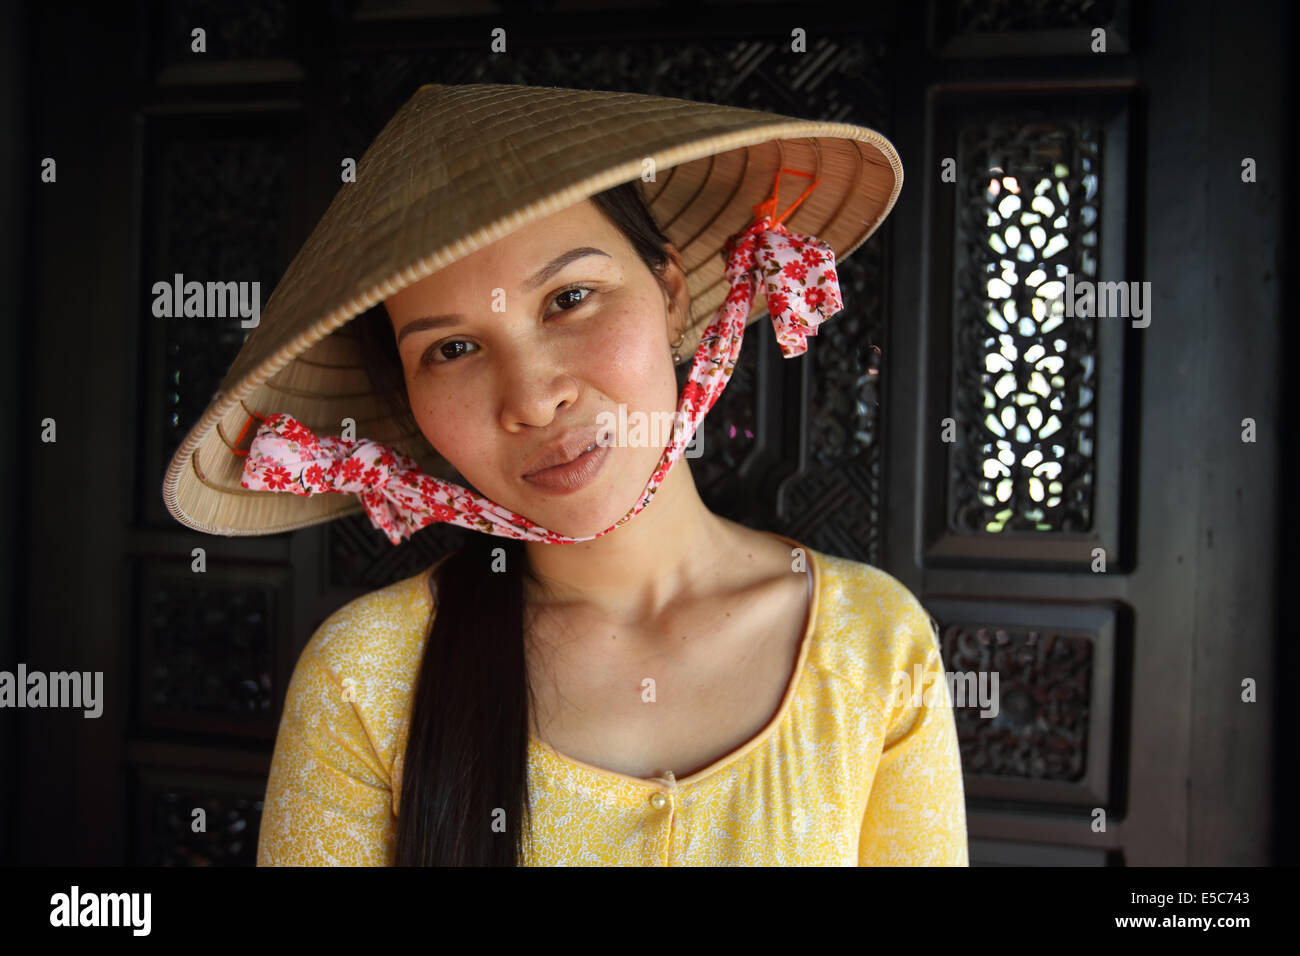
[395,247,612,347]
[520,246,611,292]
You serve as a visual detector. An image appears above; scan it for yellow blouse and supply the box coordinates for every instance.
[256,535,969,866]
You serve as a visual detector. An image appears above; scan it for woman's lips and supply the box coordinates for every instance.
[521,442,611,494]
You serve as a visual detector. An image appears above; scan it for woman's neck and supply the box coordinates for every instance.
[521,461,736,625]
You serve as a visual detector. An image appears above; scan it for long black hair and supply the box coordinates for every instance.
[351,181,675,865]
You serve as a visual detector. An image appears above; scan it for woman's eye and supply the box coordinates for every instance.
[420,286,595,367]
[422,340,476,366]
[550,285,593,313]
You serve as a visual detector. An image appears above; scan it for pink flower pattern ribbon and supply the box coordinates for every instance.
[240,214,842,544]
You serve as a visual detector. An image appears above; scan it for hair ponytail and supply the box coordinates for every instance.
[394,532,537,865]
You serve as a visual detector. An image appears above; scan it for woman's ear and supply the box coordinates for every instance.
[659,244,692,336]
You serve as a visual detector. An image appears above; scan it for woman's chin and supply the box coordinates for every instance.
[479,455,650,538]
[519,504,625,540]
[508,481,650,538]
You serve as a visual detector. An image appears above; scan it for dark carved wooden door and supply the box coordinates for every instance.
[884,0,1281,865]
[12,0,1282,866]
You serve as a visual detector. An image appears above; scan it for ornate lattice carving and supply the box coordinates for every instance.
[145,577,275,718]
[140,787,262,866]
[147,129,290,464]
[939,621,1092,780]
[950,115,1100,533]
[162,0,294,60]
[950,0,1117,33]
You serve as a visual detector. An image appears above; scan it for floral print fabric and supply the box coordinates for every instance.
[239,217,843,545]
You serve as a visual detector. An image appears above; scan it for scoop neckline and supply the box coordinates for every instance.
[527,531,820,791]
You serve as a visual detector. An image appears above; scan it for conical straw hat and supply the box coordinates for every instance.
[161,82,903,538]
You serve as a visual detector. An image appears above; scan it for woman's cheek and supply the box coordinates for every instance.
[414,392,478,465]
[590,303,669,395]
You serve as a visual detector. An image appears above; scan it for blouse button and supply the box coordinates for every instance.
[649,792,667,810]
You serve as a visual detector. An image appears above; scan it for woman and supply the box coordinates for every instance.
[162,83,968,866]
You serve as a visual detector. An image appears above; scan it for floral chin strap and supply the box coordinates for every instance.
[238,167,844,545]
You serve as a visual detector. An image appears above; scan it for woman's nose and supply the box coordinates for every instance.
[497,336,581,430]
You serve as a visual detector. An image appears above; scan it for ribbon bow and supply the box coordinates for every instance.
[239,167,843,544]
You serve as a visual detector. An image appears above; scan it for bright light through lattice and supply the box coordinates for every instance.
[986,172,1022,198]
[979,168,1073,531]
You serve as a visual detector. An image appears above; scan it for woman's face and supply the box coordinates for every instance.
[383,199,691,538]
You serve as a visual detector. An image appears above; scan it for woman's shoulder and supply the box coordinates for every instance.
[804,548,941,689]
[812,550,928,623]
[761,528,927,628]
[268,560,448,814]
[297,557,445,692]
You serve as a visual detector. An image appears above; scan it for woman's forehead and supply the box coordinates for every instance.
[383,200,624,314]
